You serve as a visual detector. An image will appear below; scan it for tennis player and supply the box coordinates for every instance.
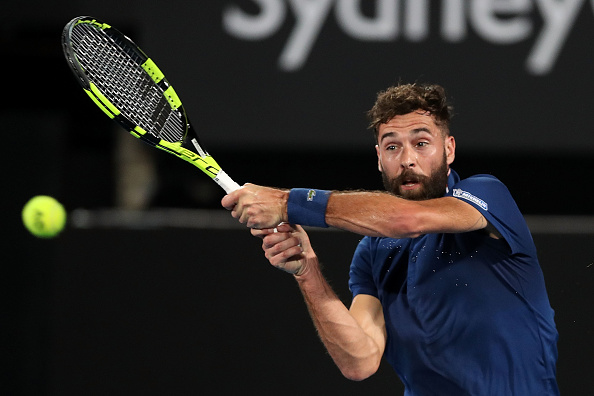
[221,83,559,395]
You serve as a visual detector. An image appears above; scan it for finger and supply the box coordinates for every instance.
[264,235,302,257]
[261,231,294,249]
[221,189,241,210]
[239,210,248,225]
[267,244,304,266]
[252,223,293,238]
[291,225,312,248]
[229,198,245,220]
[239,205,257,226]
[275,223,295,233]
[251,228,277,238]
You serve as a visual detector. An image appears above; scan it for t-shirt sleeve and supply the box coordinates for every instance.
[449,175,535,256]
[348,236,379,299]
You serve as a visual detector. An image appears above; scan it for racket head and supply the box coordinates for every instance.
[61,16,227,181]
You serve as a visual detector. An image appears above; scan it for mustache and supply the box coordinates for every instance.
[383,169,429,197]
[394,169,429,186]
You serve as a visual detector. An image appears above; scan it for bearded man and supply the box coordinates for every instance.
[222,83,559,396]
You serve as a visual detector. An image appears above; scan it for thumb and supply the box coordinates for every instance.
[221,190,238,210]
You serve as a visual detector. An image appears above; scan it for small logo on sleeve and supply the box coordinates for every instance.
[453,188,489,211]
[307,189,316,201]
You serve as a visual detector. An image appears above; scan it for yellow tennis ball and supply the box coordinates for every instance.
[22,196,67,238]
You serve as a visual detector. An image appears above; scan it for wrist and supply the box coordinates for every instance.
[287,188,331,228]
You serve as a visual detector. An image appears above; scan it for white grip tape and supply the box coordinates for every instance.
[215,170,241,193]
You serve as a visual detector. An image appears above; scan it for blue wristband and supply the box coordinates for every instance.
[287,188,331,228]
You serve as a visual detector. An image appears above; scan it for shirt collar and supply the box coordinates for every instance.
[445,168,460,195]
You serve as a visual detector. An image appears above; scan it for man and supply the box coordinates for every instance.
[221,83,559,395]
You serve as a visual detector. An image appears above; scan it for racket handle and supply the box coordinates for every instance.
[215,170,241,193]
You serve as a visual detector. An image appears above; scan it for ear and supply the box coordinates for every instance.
[445,136,456,166]
[375,144,383,172]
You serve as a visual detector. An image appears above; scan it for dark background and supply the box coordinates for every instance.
[3,1,593,394]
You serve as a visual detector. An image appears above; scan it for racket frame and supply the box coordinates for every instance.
[62,16,240,193]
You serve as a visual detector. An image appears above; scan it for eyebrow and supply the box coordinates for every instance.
[379,127,433,143]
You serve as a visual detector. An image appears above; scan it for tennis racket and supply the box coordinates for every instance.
[61,16,240,193]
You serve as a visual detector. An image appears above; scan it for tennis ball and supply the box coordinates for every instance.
[22,195,67,238]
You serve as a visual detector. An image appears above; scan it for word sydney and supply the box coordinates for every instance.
[223,0,591,75]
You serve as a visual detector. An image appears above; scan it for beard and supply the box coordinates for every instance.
[382,153,449,201]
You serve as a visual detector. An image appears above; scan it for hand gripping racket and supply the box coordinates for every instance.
[62,16,240,193]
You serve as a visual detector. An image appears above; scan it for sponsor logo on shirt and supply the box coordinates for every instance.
[453,188,489,211]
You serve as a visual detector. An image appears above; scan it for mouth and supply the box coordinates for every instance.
[400,176,421,190]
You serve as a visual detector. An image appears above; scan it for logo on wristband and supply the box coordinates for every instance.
[307,189,316,201]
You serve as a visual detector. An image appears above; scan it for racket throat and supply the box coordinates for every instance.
[190,137,209,157]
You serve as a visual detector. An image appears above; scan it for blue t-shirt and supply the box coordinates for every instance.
[349,170,559,396]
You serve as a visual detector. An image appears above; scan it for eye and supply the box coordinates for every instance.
[385,143,402,152]
[416,141,429,148]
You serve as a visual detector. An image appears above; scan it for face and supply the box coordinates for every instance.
[375,111,456,200]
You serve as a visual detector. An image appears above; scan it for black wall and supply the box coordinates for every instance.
[3,1,594,394]
[7,227,594,395]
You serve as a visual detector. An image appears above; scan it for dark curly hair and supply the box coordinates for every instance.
[367,83,453,141]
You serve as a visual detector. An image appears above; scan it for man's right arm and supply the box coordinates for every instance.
[255,224,386,380]
[296,264,387,381]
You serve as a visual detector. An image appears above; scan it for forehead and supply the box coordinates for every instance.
[378,111,441,139]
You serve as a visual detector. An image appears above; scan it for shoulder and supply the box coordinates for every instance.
[449,174,513,210]
[447,169,511,201]
[451,174,535,255]
[454,173,508,191]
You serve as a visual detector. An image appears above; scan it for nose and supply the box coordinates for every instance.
[400,145,416,169]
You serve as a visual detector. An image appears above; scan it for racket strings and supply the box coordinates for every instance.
[70,24,186,142]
